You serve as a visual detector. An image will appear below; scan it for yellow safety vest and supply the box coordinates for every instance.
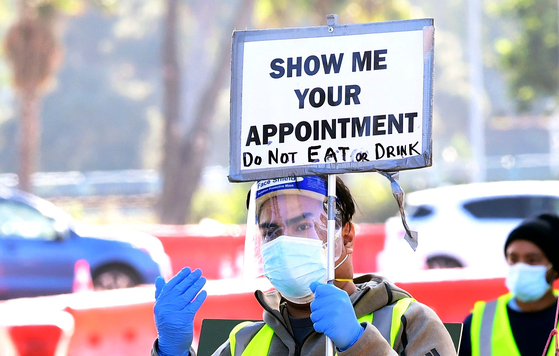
[229,297,415,356]
[471,293,557,356]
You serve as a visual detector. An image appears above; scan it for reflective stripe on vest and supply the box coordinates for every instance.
[471,293,557,356]
[229,297,415,356]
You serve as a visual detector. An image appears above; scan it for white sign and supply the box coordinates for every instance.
[229,19,434,182]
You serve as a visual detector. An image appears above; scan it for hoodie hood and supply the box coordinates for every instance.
[350,274,413,318]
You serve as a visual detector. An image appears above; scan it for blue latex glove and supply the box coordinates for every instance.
[154,267,207,356]
[310,281,364,351]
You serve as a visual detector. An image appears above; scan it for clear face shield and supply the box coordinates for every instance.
[243,176,343,304]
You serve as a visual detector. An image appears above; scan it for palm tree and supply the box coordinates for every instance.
[3,1,62,192]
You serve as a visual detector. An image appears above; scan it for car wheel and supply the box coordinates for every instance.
[92,266,140,290]
[426,256,462,269]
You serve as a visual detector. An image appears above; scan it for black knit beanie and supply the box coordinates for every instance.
[504,213,559,272]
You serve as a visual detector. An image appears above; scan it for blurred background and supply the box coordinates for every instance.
[1,0,557,227]
[2,1,559,354]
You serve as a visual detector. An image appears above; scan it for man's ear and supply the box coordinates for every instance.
[343,222,356,253]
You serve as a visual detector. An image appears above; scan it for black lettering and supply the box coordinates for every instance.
[245,126,261,146]
[263,124,277,144]
[327,86,343,106]
[294,89,309,109]
[374,49,387,70]
[339,147,349,161]
[338,118,350,138]
[309,88,326,108]
[243,152,262,166]
[388,114,403,134]
[304,55,320,76]
[287,57,302,77]
[308,145,321,162]
[387,146,395,158]
[279,123,294,143]
[287,152,297,162]
[270,58,285,79]
[321,53,344,74]
[397,145,407,156]
[269,149,297,164]
[406,112,418,132]
[313,120,320,140]
[373,115,386,135]
[295,122,312,141]
[345,85,361,105]
[352,116,370,137]
[243,152,253,167]
[352,51,371,72]
[321,119,336,140]
[409,141,420,155]
[356,152,370,162]
[269,148,279,164]
[375,144,385,159]
[324,147,337,162]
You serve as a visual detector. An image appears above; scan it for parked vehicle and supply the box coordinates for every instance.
[377,180,559,273]
[0,185,172,299]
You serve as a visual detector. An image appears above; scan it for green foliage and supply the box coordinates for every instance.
[0,2,15,93]
[343,173,399,223]
[188,174,397,225]
[32,0,116,15]
[493,0,559,112]
[253,0,417,28]
[190,182,253,224]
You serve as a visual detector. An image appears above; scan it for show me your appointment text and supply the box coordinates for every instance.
[242,48,422,168]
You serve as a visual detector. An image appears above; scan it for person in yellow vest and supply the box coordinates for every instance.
[151,175,456,356]
[458,212,559,356]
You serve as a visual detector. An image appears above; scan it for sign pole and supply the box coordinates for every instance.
[326,173,337,356]
[325,16,338,355]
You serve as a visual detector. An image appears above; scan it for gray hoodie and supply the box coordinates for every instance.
[152,273,457,356]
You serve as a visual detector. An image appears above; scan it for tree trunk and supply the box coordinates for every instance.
[18,88,41,192]
[158,0,255,224]
[159,0,182,222]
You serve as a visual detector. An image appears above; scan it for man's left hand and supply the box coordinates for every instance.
[310,282,365,351]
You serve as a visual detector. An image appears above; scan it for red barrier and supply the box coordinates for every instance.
[63,288,157,356]
[10,325,64,356]
[145,224,246,279]
[0,310,74,356]
[3,268,554,354]
[142,223,385,279]
[352,224,385,274]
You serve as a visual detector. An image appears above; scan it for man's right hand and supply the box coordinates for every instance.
[154,267,207,356]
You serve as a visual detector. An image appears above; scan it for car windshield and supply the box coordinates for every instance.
[463,196,559,219]
[0,200,59,240]
[406,204,434,218]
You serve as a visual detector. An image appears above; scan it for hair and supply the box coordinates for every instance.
[316,174,356,225]
[245,174,356,225]
[505,212,559,274]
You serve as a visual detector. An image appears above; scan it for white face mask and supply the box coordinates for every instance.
[260,235,327,304]
[505,263,551,302]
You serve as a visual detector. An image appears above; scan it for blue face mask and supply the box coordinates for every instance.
[505,263,551,302]
[260,235,327,304]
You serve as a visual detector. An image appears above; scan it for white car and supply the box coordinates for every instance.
[377,180,559,274]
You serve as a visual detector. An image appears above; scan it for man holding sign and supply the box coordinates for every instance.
[151,175,455,355]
